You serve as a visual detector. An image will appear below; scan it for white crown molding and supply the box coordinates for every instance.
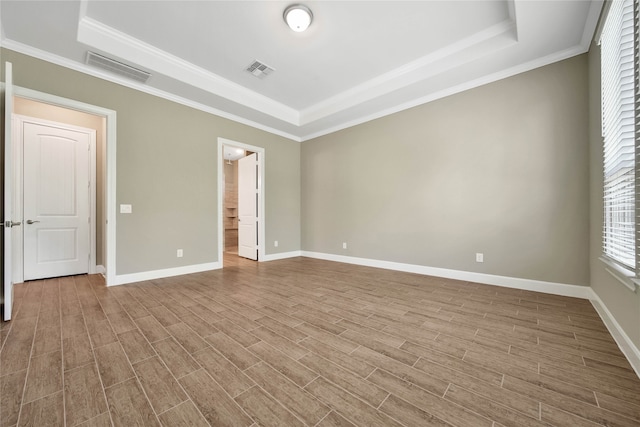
[299,18,518,126]
[76,16,300,125]
[76,11,521,131]
[300,43,589,142]
[0,39,303,142]
[2,36,590,145]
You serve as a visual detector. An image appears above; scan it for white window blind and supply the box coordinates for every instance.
[601,0,636,270]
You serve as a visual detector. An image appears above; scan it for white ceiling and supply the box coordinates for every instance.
[0,0,603,142]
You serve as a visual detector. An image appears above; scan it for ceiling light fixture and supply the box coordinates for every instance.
[284,4,313,32]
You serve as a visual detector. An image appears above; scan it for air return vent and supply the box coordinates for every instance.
[85,51,151,83]
[245,60,275,79]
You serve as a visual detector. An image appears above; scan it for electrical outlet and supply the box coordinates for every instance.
[177,249,183,258]
[274,240,279,247]
[343,242,347,249]
[476,253,483,263]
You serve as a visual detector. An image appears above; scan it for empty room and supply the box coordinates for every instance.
[1,1,639,426]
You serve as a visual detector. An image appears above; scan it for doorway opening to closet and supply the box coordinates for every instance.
[217,138,265,266]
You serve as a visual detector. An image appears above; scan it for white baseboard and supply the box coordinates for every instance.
[101,249,639,378]
[262,251,303,262]
[300,251,592,299]
[588,290,640,378]
[301,251,640,378]
[109,262,221,286]
[108,250,304,286]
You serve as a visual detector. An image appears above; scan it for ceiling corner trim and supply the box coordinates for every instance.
[78,0,90,22]
[580,0,605,49]
[76,16,300,125]
[507,0,519,41]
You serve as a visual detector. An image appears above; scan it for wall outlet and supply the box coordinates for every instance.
[120,204,132,214]
[274,240,279,247]
[343,242,347,249]
[177,249,183,258]
[476,253,483,263]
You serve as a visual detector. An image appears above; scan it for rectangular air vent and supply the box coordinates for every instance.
[245,60,275,79]
[85,51,151,83]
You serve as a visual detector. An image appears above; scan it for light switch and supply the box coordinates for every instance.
[120,204,132,214]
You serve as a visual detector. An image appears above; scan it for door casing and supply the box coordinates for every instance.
[4,62,14,321]
[3,84,117,286]
[217,137,265,266]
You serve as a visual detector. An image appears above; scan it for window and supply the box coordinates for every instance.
[601,0,637,275]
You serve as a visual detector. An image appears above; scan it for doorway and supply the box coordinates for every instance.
[10,97,104,283]
[8,93,113,281]
[217,138,265,266]
[3,67,117,321]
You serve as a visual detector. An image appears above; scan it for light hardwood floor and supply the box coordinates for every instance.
[1,255,639,427]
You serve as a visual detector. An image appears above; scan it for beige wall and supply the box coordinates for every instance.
[13,97,106,266]
[1,48,301,276]
[588,42,640,350]
[302,55,590,286]
[1,33,638,353]
[3,34,637,363]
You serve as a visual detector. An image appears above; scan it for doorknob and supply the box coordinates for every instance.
[26,220,40,224]
[4,221,21,227]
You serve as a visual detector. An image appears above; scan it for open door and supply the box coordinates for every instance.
[238,153,258,260]
[3,62,15,321]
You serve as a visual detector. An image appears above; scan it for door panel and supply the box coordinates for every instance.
[3,62,14,321]
[23,122,90,280]
[238,153,258,260]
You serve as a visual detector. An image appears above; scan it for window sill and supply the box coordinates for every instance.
[599,256,640,293]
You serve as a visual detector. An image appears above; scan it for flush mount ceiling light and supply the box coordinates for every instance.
[284,4,313,32]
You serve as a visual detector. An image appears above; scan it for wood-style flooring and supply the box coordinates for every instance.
[1,254,639,427]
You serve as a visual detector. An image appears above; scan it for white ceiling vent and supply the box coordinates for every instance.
[85,51,151,83]
[245,60,275,79]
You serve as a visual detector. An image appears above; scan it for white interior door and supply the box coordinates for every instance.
[23,121,91,280]
[238,153,258,260]
[3,62,15,321]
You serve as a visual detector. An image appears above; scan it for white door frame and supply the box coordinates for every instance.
[4,84,117,286]
[13,115,96,283]
[217,137,265,265]
[4,62,14,321]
